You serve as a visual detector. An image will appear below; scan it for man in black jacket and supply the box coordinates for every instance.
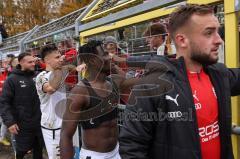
[119,4,237,159]
[0,53,43,159]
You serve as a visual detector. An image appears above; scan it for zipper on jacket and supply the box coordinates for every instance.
[207,68,227,159]
[180,58,203,159]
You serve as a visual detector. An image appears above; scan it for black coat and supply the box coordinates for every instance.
[119,56,238,159]
[0,67,41,129]
[0,24,8,39]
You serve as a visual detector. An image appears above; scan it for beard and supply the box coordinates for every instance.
[24,68,35,73]
[190,41,218,65]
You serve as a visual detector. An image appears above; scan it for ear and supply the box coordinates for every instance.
[175,33,188,48]
[156,35,164,43]
[19,60,24,65]
[44,56,49,64]
[19,57,25,64]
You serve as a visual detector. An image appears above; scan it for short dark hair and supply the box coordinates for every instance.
[144,23,167,40]
[7,54,15,58]
[40,44,58,60]
[18,52,31,62]
[10,57,17,66]
[60,39,73,48]
[168,4,213,39]
[78,40,103,63]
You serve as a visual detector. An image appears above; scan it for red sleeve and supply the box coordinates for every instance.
[39,62,46,70]
[65,49,77,62]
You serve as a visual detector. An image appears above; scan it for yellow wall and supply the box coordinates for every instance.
[224,0,240,158]
[80,0,221,38]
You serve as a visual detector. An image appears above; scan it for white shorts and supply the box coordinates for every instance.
[41,127,61,159]
[80,143,121,159]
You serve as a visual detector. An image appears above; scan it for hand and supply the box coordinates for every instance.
[34,57,38,62]
[109,53,114,59]
[76,63,87,72]
[8,124,19,135]
[60,55,66,62]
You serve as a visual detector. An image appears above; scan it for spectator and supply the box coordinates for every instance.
[0,53,43,159]
[6,56,20,75]
[10,57,19,69]
[103,36,131,104]
[0,66,10,146]
[30,48,46,74]
[0,61,8,95]
[58,40,78,88]
[0,56,18,147]
[0,24,8,45]
[0,24,8,39]
[104,36,119,54]
[5,54,15,74]
[144,23,168,55]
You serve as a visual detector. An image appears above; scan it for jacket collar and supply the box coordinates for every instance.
[11,64,35,76]
[164,56,215,81]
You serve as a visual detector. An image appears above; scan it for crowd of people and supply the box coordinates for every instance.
[0,4,238,159]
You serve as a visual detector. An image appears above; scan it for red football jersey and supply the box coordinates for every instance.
[187,69,220,159]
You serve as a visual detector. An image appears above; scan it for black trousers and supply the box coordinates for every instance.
[15,128,43,159]
[16,135,42,159]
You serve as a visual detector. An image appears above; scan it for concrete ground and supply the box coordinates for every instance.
[0,144,14,159]
[0,144,48,159]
